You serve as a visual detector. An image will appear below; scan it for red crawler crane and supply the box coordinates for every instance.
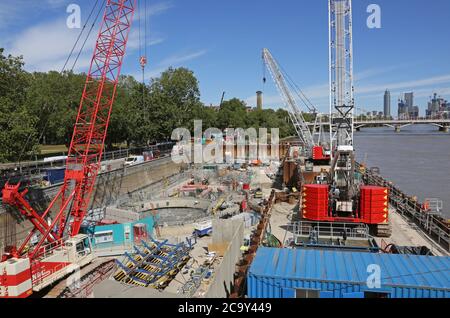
[1,0,137,298]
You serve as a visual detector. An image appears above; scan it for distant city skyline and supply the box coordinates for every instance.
[360,90,449,118]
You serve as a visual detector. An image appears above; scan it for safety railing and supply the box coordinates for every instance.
[290,221,370,244]
[359,162,450,252]
[0,144,174,189]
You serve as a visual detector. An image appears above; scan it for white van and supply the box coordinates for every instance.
[124,155,144,167]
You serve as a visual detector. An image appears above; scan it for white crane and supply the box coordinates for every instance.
[329,0,357,209]
[262,48,326,159]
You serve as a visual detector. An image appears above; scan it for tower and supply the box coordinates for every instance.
[384,90,391,118]
[256,91,263,110]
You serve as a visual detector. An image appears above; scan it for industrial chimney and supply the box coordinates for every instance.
[256,91,263,110]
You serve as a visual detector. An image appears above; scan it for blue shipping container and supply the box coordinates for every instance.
[248,247,450,298]
[46,168,66,185]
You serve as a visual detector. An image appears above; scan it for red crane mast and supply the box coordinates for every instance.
[2,0,137,260]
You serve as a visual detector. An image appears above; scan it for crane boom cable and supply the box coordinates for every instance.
[138,0,142,59]
[11,0,103,181]
[70,0,106,72]
[2,0,138,257]
[262,48,315,151]
[277,60,317,113]
[144,0,148,58]
[61,0,100,73]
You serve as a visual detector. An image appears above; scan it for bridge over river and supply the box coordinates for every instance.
[310,118,450,133]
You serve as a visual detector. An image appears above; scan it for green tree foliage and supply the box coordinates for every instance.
[0,49,38,162]
[107,75,141,148]
[217,98,248,129]
[146,67,203,140]
[0,47,302,162]
[26,71,85,146]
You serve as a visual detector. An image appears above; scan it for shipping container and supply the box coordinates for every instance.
[45,167,66,185]
[247,247,450,298]
[81,216,155,249]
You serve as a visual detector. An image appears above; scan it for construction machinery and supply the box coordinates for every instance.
[262,48,330,163]
[0,0,137,298]
[301,0,391,237]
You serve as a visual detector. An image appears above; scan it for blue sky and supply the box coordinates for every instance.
[1,0,449,115]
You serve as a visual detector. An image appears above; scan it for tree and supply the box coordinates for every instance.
[145,67,203,142]
[106,75,142,148]
[274,108,296,138]
[217,98,248,129]
[193,105,218,129]
[0,49,38,162]
[25,71,85,146]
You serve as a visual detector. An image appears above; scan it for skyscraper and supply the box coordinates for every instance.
[398,99,407,119]
[405,92,414,108]
[384,90,391,118]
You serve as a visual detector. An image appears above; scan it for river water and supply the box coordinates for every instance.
[353,125,450,217]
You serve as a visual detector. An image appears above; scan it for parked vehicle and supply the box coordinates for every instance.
[124,155,144,167]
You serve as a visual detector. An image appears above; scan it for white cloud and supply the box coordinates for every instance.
[356,74,450,95]
[141,50,208,79]
[3,1,173,72]
[0,2,31,28]
[159,50,207,66]
[246,65,405,110]
[354,64,407,82]
[7,17,166,72]
[244,70,450,113]
[138,2,174,19]
[245,82,329,110]
[0,1,69,28]
[127,28,166,52]
[46,0,68,8]
[7,18,94,72]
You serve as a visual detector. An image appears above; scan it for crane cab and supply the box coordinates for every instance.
[64,234,94,267]
[29,234,94,292]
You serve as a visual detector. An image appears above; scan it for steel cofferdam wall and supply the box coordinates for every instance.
[0,157,185,248]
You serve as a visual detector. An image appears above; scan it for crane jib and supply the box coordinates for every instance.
[1,0,137,259]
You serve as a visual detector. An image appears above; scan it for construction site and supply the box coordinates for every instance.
[0,0,449,299]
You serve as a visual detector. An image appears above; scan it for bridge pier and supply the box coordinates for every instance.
[394,126,401,133]
[439,125,449,133]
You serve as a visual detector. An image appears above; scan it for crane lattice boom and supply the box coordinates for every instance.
[262,48,315,153]
[2,0,137,260]
[328,0,356,201]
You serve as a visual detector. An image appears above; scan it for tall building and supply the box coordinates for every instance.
[408,106,419,119]
[383,90,391,118]
[398,92,420,119]
[398,99,407,119]
[404,92,414,108]
[427,93,448,118]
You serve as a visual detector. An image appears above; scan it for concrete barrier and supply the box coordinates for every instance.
[205,219,244,298]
